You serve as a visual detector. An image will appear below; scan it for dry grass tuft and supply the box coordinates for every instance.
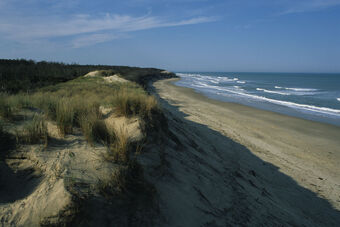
[0,94,14,120]
[98,160,156,202]
[17,115,48,146]
[56,99,74,136]
[112,88,159,119]
[105,127,130,163]
[78,109,110,146]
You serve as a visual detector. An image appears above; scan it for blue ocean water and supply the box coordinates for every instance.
[175,72,340,126]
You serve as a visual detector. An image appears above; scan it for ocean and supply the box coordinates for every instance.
[175,72,340,126]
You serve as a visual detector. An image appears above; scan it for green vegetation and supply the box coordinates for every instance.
[0,71,164,147]
[0,59,175,93]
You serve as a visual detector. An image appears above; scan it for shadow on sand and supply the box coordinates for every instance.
[151,82,340,226]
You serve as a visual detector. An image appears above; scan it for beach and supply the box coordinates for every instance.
[151,78,340,225]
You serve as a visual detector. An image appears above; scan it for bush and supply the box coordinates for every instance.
[17,115,48,146]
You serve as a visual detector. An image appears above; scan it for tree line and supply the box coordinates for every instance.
[0,59,173,93]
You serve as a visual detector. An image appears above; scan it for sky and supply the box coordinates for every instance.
[0,0,340,72]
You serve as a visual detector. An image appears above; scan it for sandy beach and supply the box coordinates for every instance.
[151,78,340,226]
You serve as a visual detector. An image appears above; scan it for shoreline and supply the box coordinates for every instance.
[175,74,340,127]
[175,77,340,128]
[153,78,340,211]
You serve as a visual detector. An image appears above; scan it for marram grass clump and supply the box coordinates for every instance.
[0,95,14,120]
[106,127,130,164]
[111,88,159,119]
[78,110,111,146]
[17,115,48,146]
[56,99,74,136]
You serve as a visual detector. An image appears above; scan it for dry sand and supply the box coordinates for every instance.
[150,78,340,226]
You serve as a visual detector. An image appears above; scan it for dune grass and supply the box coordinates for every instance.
[78,108,111,146]
[99,159,156,199]
[1,73,163,153]
[17,115,48,146]
[105,127,130,163]
[111,88,159,118]
[56,100,75,136]
[0,94,14,120]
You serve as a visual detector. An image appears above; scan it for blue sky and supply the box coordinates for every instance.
[0,0,340,72]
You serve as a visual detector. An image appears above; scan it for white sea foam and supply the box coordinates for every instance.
[256,88,289,95]
[217,90,340,116]
[274,85,317,92]
[233,86,244,91]
[237,81,245,84]
[176,73,340,117]
[189,82,340,116]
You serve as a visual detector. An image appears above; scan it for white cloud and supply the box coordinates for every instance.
[279,0,340,15]
[0,13,216,47]
[72,33,125,48]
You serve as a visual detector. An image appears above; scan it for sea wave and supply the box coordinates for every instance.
[275,86,317,92]
[176,73,242,84]
[176,73,340,118]
[217,91,340,116]
[189,82,340,116]
[256,88,289,95]
[233,86,244,91]
[237,81,246,84]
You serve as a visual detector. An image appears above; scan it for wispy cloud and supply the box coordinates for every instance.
[72,33,126,48]
[279,0,340,15]
[0,13,216,47]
